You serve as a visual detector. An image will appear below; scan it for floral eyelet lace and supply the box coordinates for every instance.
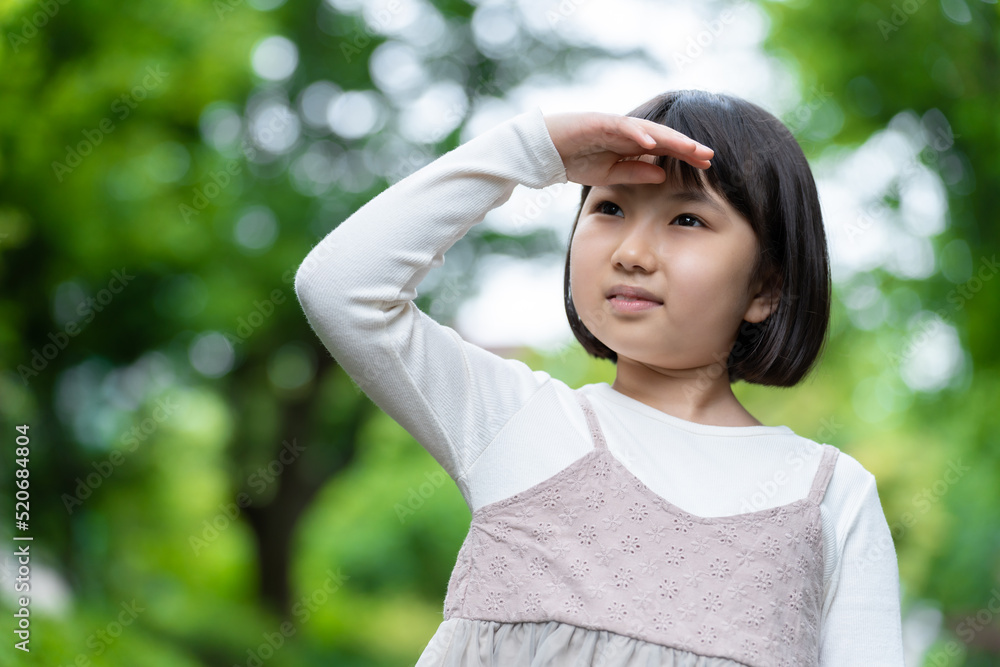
[442,391,838,667]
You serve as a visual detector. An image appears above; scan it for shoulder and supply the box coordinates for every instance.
[826,445,880,503]
[807,441,879,512]
[818,445,888,547]
[828,446,877,482]
[778,432,877,495]
[765,434,876,513]
[767,433,880,528]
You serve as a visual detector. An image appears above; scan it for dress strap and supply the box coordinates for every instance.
[574,391,608,451]
[806,444,840,505]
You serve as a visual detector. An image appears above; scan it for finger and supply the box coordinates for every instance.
[632,118,714,159]
[676,156,712,170]
[602,116,656,155]
[646,148,713,171]
[605,159,667,185]
[625,151,712,172]
[625,118,657,149]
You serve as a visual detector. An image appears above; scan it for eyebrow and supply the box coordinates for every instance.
[599,183,729,218]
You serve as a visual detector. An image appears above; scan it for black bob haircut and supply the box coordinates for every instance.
[563,89,832,387]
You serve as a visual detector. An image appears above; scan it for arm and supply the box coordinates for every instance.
[294,107,568,485]
[293,107,712,492]
[819,474,906,665]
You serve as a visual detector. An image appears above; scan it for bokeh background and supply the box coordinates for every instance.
[1,0,998,664]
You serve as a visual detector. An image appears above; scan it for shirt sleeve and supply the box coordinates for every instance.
[819,473,906,665]
[293,107,569,489]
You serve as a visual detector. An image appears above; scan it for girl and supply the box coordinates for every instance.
[294,89,905,666]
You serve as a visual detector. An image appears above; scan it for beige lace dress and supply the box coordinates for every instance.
[415,390,838,667]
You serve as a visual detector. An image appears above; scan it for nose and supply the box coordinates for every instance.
[610,219,657,273]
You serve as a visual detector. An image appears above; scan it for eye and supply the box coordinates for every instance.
[672,214,705,228]
[593,200,624,217]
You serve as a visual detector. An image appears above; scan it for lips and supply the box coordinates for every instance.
[606,284,663,304]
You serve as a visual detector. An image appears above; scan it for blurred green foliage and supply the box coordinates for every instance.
[762,2,1000,664]
[0,0,997,665]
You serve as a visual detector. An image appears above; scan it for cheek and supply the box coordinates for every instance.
[569,232,609,325]
[667,248,746,313]
[675,253,723,285]
[569,230,597,288]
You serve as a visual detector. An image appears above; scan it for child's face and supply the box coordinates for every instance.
[570,158,775,371]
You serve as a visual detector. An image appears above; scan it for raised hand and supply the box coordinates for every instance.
[543,112,714,186]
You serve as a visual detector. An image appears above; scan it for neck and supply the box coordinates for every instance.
[611,355,763,427]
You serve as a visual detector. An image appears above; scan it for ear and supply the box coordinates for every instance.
[743,273,782,324]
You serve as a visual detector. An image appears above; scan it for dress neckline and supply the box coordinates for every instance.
[467,388,837,524]
[574,389,838,524]
[469,446,834,524]
[587,382,794,437]
[600,447,825,524]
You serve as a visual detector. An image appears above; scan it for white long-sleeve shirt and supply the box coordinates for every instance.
[293,105,906,665]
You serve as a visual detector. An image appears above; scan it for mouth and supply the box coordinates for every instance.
[605,284,663,314]
[605,284,663,304]
[607,294,662,312]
